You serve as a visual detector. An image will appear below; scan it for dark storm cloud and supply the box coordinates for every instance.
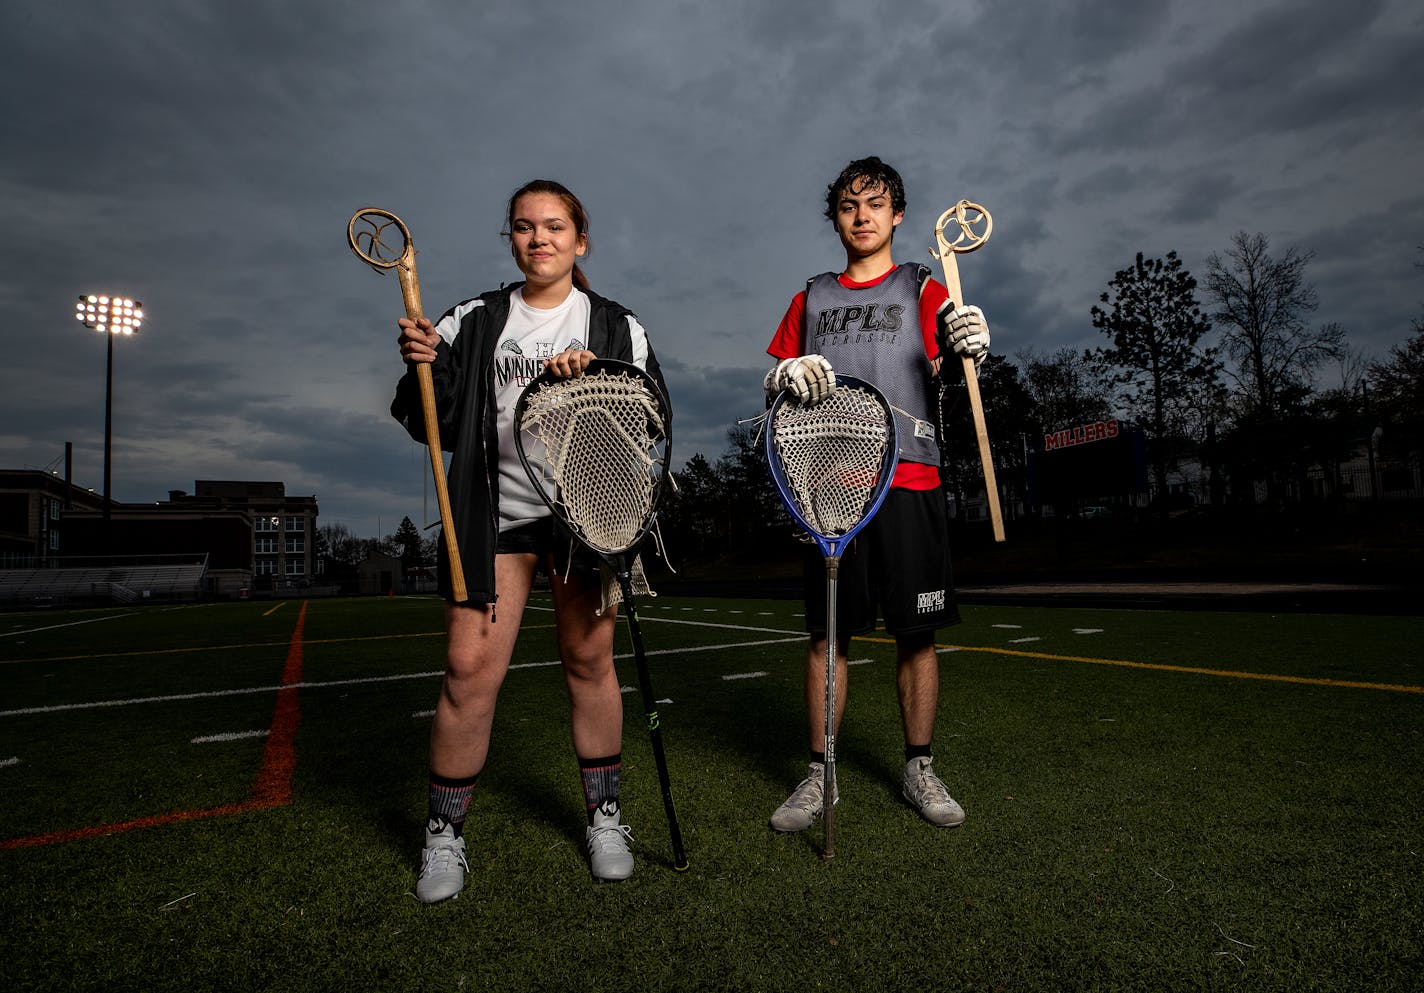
[3,0,1420,537]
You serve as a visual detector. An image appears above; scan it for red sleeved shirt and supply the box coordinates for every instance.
[767,268,950,490]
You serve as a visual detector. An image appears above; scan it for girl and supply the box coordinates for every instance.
[392,180,667,900]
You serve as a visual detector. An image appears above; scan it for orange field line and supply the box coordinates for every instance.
[1,601,309,850]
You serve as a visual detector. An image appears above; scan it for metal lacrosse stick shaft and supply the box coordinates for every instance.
[615,565,689,871]
[822,555,840,860]
[932,200,1004,542]
[347,208,468,601]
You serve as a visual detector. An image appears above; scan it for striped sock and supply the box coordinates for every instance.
[428,771,479,837]
[578,753,622,825]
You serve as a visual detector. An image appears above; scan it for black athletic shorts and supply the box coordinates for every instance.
[801,485,960,638]
[497,518,600,576]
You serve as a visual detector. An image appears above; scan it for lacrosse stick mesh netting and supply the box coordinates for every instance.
[771,386,893,537]
[519,371,667,556]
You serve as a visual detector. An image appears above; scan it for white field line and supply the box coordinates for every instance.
[722,671,768,680]
[1,756,20,767]
[0,612,136,639]
[0,624,808,718]
[529,603,801,638]
[192,730,269,744]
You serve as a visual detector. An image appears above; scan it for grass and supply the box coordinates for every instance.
[1,595,1421,992]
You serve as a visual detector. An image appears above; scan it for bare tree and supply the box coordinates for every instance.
[1368,322,1424,458]
[1203,231,1344,417]
[1333,344,1371,399]
[1015,346,1114,431]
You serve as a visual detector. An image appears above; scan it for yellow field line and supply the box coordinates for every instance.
[9,625,1421,696]
[866,637,1422,695]
[261,602,286,617]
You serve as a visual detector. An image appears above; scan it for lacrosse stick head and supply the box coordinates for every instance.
[514,359,673,560]
[765,376,899,557]
[930,199,993,261]
[347,207,415,273]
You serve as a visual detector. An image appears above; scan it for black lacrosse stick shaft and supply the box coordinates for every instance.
[616,565,689,871]
[822,556,839,861]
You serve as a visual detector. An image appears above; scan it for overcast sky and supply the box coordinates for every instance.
[4,0,1420,538]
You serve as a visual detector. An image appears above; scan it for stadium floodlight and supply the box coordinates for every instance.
[75,294,144,336]
[75,293,144,546]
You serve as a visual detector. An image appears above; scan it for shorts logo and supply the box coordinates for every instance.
[916,589,946,614]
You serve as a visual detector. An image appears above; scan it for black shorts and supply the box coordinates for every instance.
[801,486,960,637]
[497,518,601,576]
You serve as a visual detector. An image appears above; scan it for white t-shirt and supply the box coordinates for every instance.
[494,287,592,529]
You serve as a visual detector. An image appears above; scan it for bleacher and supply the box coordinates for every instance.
[0,557,208,607]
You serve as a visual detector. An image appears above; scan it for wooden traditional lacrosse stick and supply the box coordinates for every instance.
[347,207,468,602]
[931,199,1004,542]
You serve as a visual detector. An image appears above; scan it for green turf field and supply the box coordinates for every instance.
[2,596,1421,992]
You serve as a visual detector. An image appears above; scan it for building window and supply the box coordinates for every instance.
[285,537,305,555]
[255,516,280,533]
[284,560,305,576]
[254,560,277,576]
[285,516,304,532]
[49,530,61,550]
[48,499,61,521]
[255,537,278,555]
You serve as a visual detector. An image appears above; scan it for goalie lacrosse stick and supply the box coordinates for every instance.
[764,376,899,860]
[513,359,687,872]
[931,199,1005,542]
[347,207,468,602]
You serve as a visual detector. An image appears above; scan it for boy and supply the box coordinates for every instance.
[763,156,990,832]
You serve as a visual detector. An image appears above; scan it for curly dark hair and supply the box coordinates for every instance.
[823,156,907,222]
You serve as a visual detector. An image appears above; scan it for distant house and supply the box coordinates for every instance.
[402,564,440,594]
[356,551,402,596]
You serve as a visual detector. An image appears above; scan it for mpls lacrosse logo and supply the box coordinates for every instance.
[917,589,946,614]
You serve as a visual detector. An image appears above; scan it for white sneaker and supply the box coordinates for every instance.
[903,757,965,828]
[586,803,634,882]
[770,762,837,833]
[416,818,469,903]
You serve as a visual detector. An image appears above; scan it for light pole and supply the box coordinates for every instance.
[75,294,143,548]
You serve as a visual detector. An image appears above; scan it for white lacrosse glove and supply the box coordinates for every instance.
[763,354,837,404]
[936,302,991,367]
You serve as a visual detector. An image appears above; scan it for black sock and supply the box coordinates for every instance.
[904,743,933,763]
[809,750,826,766]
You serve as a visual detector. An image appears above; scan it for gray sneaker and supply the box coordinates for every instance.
[586,804,635,882]
[416,818,469,903]
[770,762,838,833]
[903,757,965,827]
